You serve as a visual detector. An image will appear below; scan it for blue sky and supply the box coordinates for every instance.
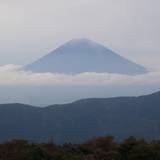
[0,0,160,105]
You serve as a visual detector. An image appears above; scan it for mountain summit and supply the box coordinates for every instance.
[25,38,148,75]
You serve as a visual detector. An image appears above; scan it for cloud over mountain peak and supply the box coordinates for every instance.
[25,39,148,75]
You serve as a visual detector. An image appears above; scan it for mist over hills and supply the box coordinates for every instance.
[0,91,160,144]
[25,39,148,75]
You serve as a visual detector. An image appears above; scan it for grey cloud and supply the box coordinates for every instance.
[0,0,160,70]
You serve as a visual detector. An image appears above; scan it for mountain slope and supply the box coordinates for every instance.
[25,39,148,75]
[0,91,160,144]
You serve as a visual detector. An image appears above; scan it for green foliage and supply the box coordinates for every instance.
[118,137,159,160]
[1,135,160,160]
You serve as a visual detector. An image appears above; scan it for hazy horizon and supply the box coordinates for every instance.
[0,0,160,106]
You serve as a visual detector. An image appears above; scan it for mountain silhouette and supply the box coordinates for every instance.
[25,38,148,75]
[0,91,160,144]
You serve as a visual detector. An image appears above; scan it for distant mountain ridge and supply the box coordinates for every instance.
[25,39,148,74]
[0,91,160,144]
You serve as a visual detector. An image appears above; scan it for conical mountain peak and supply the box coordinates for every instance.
[67,38,92,43]
[25,39,148,75]
[58,38,93,48]
[56,38,102,52]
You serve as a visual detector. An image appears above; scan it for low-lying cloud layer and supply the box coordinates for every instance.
[0,64,160,86]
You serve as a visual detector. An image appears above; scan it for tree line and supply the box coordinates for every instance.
[0,135,160,160]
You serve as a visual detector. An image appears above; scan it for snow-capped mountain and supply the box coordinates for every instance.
[25,38,148,75]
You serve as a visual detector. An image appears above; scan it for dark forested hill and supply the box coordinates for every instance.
[0,91,160,144]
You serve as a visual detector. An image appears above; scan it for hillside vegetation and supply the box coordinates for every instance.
[0,135,160,160]
[0,91,160,144]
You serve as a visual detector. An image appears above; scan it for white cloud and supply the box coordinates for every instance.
[0,64,160,86]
